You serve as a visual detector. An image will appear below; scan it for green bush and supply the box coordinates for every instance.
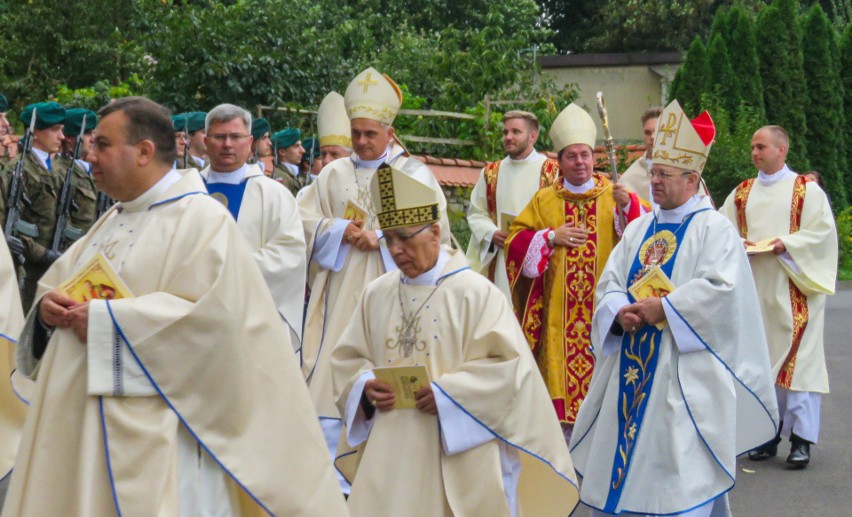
[836,207,852,280]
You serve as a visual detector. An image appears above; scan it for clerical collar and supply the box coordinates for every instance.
[353,147,391,170]
[31,147,51,170]
[758,164,795,186]
[507,149,540,164]
[562,177,594,194]
[403,248,450,286]
[120,168,182,213]
[207,163,249,185]
[656,194,703,224]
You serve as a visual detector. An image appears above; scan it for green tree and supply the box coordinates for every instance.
[707,34,741,117]
[726,4,765,116]
[841,24,852,198]
[668,37,711,115]
[756,0,809,171]
[802,4,847,208]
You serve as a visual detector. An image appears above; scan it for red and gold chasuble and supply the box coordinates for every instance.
[734,175,811,388]
[483,158,560,280]
[505,174,638,423]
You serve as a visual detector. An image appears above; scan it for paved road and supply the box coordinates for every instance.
[728,285,851,515]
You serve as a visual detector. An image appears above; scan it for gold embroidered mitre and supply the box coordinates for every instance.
[652,100,716,174]
[370,164,439,230]
[344,67,403,125]
[549,103,597,153]
[318,91,352,148]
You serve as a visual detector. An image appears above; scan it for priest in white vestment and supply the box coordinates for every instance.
[332,164,578,517]
[465,110,559,299]
[199,103,307,346]
[619,107,661,207]
[571,101,778,516]
[297,67,451,492]
[0,236,28,507]
[720,125,837,468]
[2,97,348,517]
[317,91,353,167]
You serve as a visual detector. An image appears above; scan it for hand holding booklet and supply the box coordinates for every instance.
[372,365,430,409]
[628,266,676,330]
[58,252,133,302]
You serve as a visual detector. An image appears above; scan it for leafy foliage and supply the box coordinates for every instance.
[668,38,710,115]
[725,5,765,116]
[802,3,848,207]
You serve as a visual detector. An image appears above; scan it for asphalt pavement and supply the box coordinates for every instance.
[728,284,852,515]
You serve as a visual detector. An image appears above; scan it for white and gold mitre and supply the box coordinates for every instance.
[344,67,403,125]
[652,100,716,174]
[317,91,352,148]
[370,164,439,230]
[549,103,597,152]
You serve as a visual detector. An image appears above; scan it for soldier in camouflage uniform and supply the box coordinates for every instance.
[270,127,305,197]
[52,108,99,238]
[7,102,66,311]
[249,117,272,175]
[185,111,208,168]
[0,93,15,169]
[172,113,193,169]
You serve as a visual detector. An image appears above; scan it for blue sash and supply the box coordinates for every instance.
[603,209,707,513]
[205,180,250,220]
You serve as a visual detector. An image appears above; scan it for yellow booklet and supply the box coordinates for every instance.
[59,252,134,302]
[628,266,676,330]
[499,211,517,234]
[372,365,430,409]
[343,199,368,222]
[746,238,775,255]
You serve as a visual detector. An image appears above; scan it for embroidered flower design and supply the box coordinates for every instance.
[628,423,637,440]
[624,366,639,386]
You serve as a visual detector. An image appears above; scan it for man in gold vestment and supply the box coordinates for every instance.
[506,103,645,436]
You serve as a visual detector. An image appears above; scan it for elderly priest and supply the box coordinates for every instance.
[570,100,779,516]
[332,164,579,517]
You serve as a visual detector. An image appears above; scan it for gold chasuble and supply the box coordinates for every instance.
[3,172,347,516]
[506,174,622,424]
[0,237,28,485]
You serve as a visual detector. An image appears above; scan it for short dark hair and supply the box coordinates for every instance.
[98,96,177,165]
[641,107,663,124]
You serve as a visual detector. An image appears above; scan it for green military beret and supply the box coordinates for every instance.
[271,128,301,149]
[252,118,270,140]
[19,102,66,130]
[172,113,188,132]
[0,94,7,112]
[64,108,98,135]
[302,137,321,159]
[186,111,207,133]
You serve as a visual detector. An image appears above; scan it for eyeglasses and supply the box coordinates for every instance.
[383,224,431,247]
[646,169,694,179]
[208,133,251,143]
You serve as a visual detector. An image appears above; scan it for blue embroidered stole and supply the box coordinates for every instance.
[205,180,250,220]
[603,210,704,513]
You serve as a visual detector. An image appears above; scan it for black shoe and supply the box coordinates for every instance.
[748,442,778,461]
[786,437,810,468]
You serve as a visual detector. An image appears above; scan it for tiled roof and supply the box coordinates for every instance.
[415,144,646,188]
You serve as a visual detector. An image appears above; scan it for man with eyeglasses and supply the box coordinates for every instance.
[505,103,645,441]
[331,164,579,517]
[570,100,778,517]
[199,103,307,350]
[720,125,837,469]
[297,67,451,496]
[3,96,346,516]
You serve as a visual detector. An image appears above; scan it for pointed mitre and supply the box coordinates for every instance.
[651,100,716,174]
[549,103,597,153]
[317,91,352,148]
[370,164,439,230]
[344,67,403,125]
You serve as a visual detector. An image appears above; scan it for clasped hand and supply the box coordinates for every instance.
[616,297,666,333]
[364,379,437,415]
[344,220,380,251]
[40,289,90,343]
